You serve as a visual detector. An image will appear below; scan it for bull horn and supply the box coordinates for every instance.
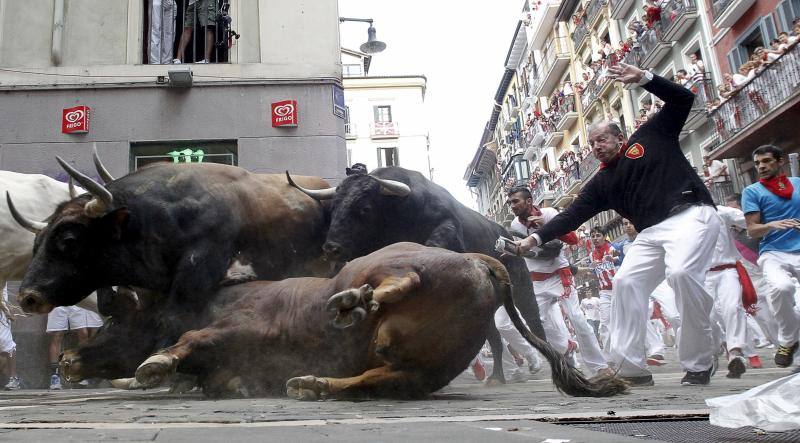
[6,192,47,234]
[68,177,78,199]
[92,144,115,184]
[285,171,337,200]
[56,156,113,215]
[374,177,411,197]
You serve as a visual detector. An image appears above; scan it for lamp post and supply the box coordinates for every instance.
[339,17,387,54]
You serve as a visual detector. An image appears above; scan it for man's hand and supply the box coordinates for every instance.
[607,62,645,84]
[767,219,800,231]
[516,235,540,254]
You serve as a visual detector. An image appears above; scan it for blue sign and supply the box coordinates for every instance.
[333,85,346,119]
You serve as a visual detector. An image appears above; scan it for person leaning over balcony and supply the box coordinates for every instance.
[741,145,800,370]
[514,63,721,387]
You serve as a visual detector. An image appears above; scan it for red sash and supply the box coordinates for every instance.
[736,261,758,315]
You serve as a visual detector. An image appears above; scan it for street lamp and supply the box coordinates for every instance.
[339,17,387,54]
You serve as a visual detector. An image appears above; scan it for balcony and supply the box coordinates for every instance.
[370,121,399,139]
[344,123,357,140]
[552,163,582,207]
[523,121,546,161]
[708,181,735,206]
[707,44,800,160]
[638,24,671,69]
[581,57,620,114]
[609,0,635,19]
[712,0,756,29]
[579,153,601,184]
[554,95,579,131]
[529,0,562,49]
[572,21,590,52]
[684,76,715,131]
[541,117,564,149]
[586,0,608,27]
[661,0,698,42]
[533,36,571,97]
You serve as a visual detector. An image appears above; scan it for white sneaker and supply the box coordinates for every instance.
[78,379,90,388]
[49,374,62,390]
[172,58,182,64]
[3,376,21,391]
[196,59,209,64]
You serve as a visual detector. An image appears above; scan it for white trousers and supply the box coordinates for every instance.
[598,289,612,359]
[758,251,800,346]
[149,0,177,64]
[646,319,666,357]
[535,276,607,374]
[495,306,541,371]
[609,205,720,376]
[706,268,748,351]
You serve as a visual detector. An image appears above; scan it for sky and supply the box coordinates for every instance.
[337,0,523,208]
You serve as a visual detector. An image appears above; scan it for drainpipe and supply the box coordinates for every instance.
[51,0,64,66]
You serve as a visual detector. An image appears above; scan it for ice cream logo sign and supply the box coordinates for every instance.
[271,100,298,127]
[62,105,91,134]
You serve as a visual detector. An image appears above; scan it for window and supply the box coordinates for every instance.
[374,105,393,123]
[727,17,778,71]
[130,140,237,171]
[343,64,363,76]
[143,0,235,64]
[377,147,398,167]
[778,0,800,31]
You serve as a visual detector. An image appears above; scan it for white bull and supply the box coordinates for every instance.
[1,171,97,311]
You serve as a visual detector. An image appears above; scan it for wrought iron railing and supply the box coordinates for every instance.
[708,181,735,206]
[572,21,590,50]
[686,75,715,110]
[709,44,800,144]
[639,21,666,62]
[580,55,620,111]
[539,36,570,81]
[586,0,607,24]
[552,94,577,128]
[661,0,696,33]
[711,0,735,22]
[579,153,601,180]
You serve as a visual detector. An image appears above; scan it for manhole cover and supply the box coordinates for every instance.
[560,419,800,442]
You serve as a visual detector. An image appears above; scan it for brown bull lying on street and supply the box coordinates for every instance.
[130,243,627,399]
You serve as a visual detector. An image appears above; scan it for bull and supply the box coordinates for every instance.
[130,243,626,399]
[287,166,547,383]
[9,157,331,380]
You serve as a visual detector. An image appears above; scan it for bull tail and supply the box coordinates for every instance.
[470,254,628,397]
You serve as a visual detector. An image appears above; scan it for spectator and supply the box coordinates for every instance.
[174,0,219,64]
[47,306,104,390]
[703,155,729,187]
[687,53,706,82]
[1,285,21,391]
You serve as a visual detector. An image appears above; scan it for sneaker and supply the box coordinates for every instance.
[470,359,486,381]
[196,59,209,64]
[775,342,798,368]
[647,354,667,366]
[726,355,747,379]
[681,366,713,386]
[748,355,763,369]
[621,374,655,387]
[49,374,62,390]
[3,376,21,391]
[172,58,181,64]
[77,379,90,388]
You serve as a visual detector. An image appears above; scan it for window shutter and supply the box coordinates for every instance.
[373,106,379,122]
[760,16,777,43]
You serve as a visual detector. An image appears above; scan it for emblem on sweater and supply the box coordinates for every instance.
[625,143,644,159]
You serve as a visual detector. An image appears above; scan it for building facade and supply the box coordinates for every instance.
[0,0,346,388]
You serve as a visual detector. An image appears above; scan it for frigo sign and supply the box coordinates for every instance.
[271,100,298,127]
[62,105,91,134]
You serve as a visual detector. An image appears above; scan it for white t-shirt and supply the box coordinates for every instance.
[708,159,728,183]
[510,207,570,273]
[581,296,600,321]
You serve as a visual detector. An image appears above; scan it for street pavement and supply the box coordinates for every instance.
[0,347,796,442]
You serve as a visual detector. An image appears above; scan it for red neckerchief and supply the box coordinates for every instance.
[599,143,627,170]
[759,174,794,199]
[518,206,542,229]
[591,241,612,262]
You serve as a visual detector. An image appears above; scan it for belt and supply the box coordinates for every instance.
[709,263,737,272]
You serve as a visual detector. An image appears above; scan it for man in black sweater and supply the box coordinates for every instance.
[516,63,720,387]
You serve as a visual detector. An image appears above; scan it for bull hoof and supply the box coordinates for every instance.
[135,354,177,388]
[59,350,84,382]
[110,377,145,390]
[169,374,198,394]
[327,285,375,328]
[484,375,506,387]
[286,375,330,401]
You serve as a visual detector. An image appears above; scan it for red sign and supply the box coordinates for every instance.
[271,100,298,127]
[62,106,90,134]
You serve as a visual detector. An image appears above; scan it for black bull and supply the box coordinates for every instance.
[288,166,548,382]
[10,161,331,380]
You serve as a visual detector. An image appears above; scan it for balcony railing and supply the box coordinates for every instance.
[344,122,356,138]
[550,94,577,128]
[572,21,590,50]
[579,153,601,180]
[639,22,667,63]
[712,0,735,19]
[708,181,735,206]
[709,44,800,145]
[586,0,607,25]
[580,56,620,112]
[661,0,697,40]
[540,36,570,78]
[552,163,582,202]
[370,121,400,139]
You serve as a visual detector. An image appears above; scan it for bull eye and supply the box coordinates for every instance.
[358,206,373,217]
[56,232,80,255]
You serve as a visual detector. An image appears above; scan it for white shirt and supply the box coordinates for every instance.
[581,296,600,321]
[709,206,746,268]
[511,207,570,273]
[708,159,728,183]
